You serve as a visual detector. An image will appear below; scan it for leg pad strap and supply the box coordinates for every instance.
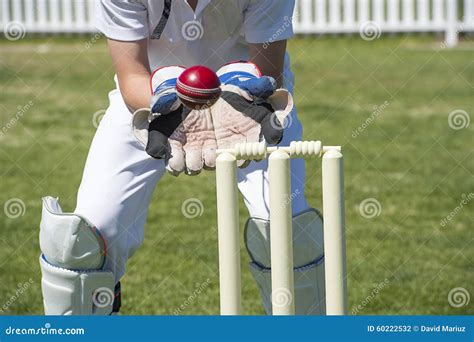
[40,256,115,315]
[245,209,326,315]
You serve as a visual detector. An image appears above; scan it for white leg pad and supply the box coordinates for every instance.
[39,196,114,315]
[245,209,326,315]
[40,256,115,315]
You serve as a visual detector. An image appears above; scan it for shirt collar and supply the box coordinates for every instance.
[190,0,211,18]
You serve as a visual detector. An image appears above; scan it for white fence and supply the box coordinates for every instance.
[0,0,473,46]
[293,0,474,46]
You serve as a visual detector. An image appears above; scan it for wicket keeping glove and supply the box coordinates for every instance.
[132,66,217,176]
[212,61,293,166]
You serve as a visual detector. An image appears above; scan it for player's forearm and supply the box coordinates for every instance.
[117,72,151,111]
[107,38,151,112]
[248,40,287,88]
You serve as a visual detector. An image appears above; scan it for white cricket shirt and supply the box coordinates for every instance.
[96,0,295,70]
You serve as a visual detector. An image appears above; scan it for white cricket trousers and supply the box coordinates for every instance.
[74,88,309,283]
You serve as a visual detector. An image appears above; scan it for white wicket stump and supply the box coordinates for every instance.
[322,149,347,315]
[215,152,242,315]
[269,150,295,315]
[215,141,347,315]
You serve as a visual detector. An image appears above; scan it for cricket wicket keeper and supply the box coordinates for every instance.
[38,0,325,315]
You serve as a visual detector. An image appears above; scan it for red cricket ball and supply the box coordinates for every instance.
[176,65,221,110]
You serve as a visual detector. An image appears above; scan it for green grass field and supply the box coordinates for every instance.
[0,35,472,315]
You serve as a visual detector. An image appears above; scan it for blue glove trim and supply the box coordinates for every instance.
[239,77,276,99]
[219,71,257,85]
[151,92,179,115]
[153,78,178,95]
